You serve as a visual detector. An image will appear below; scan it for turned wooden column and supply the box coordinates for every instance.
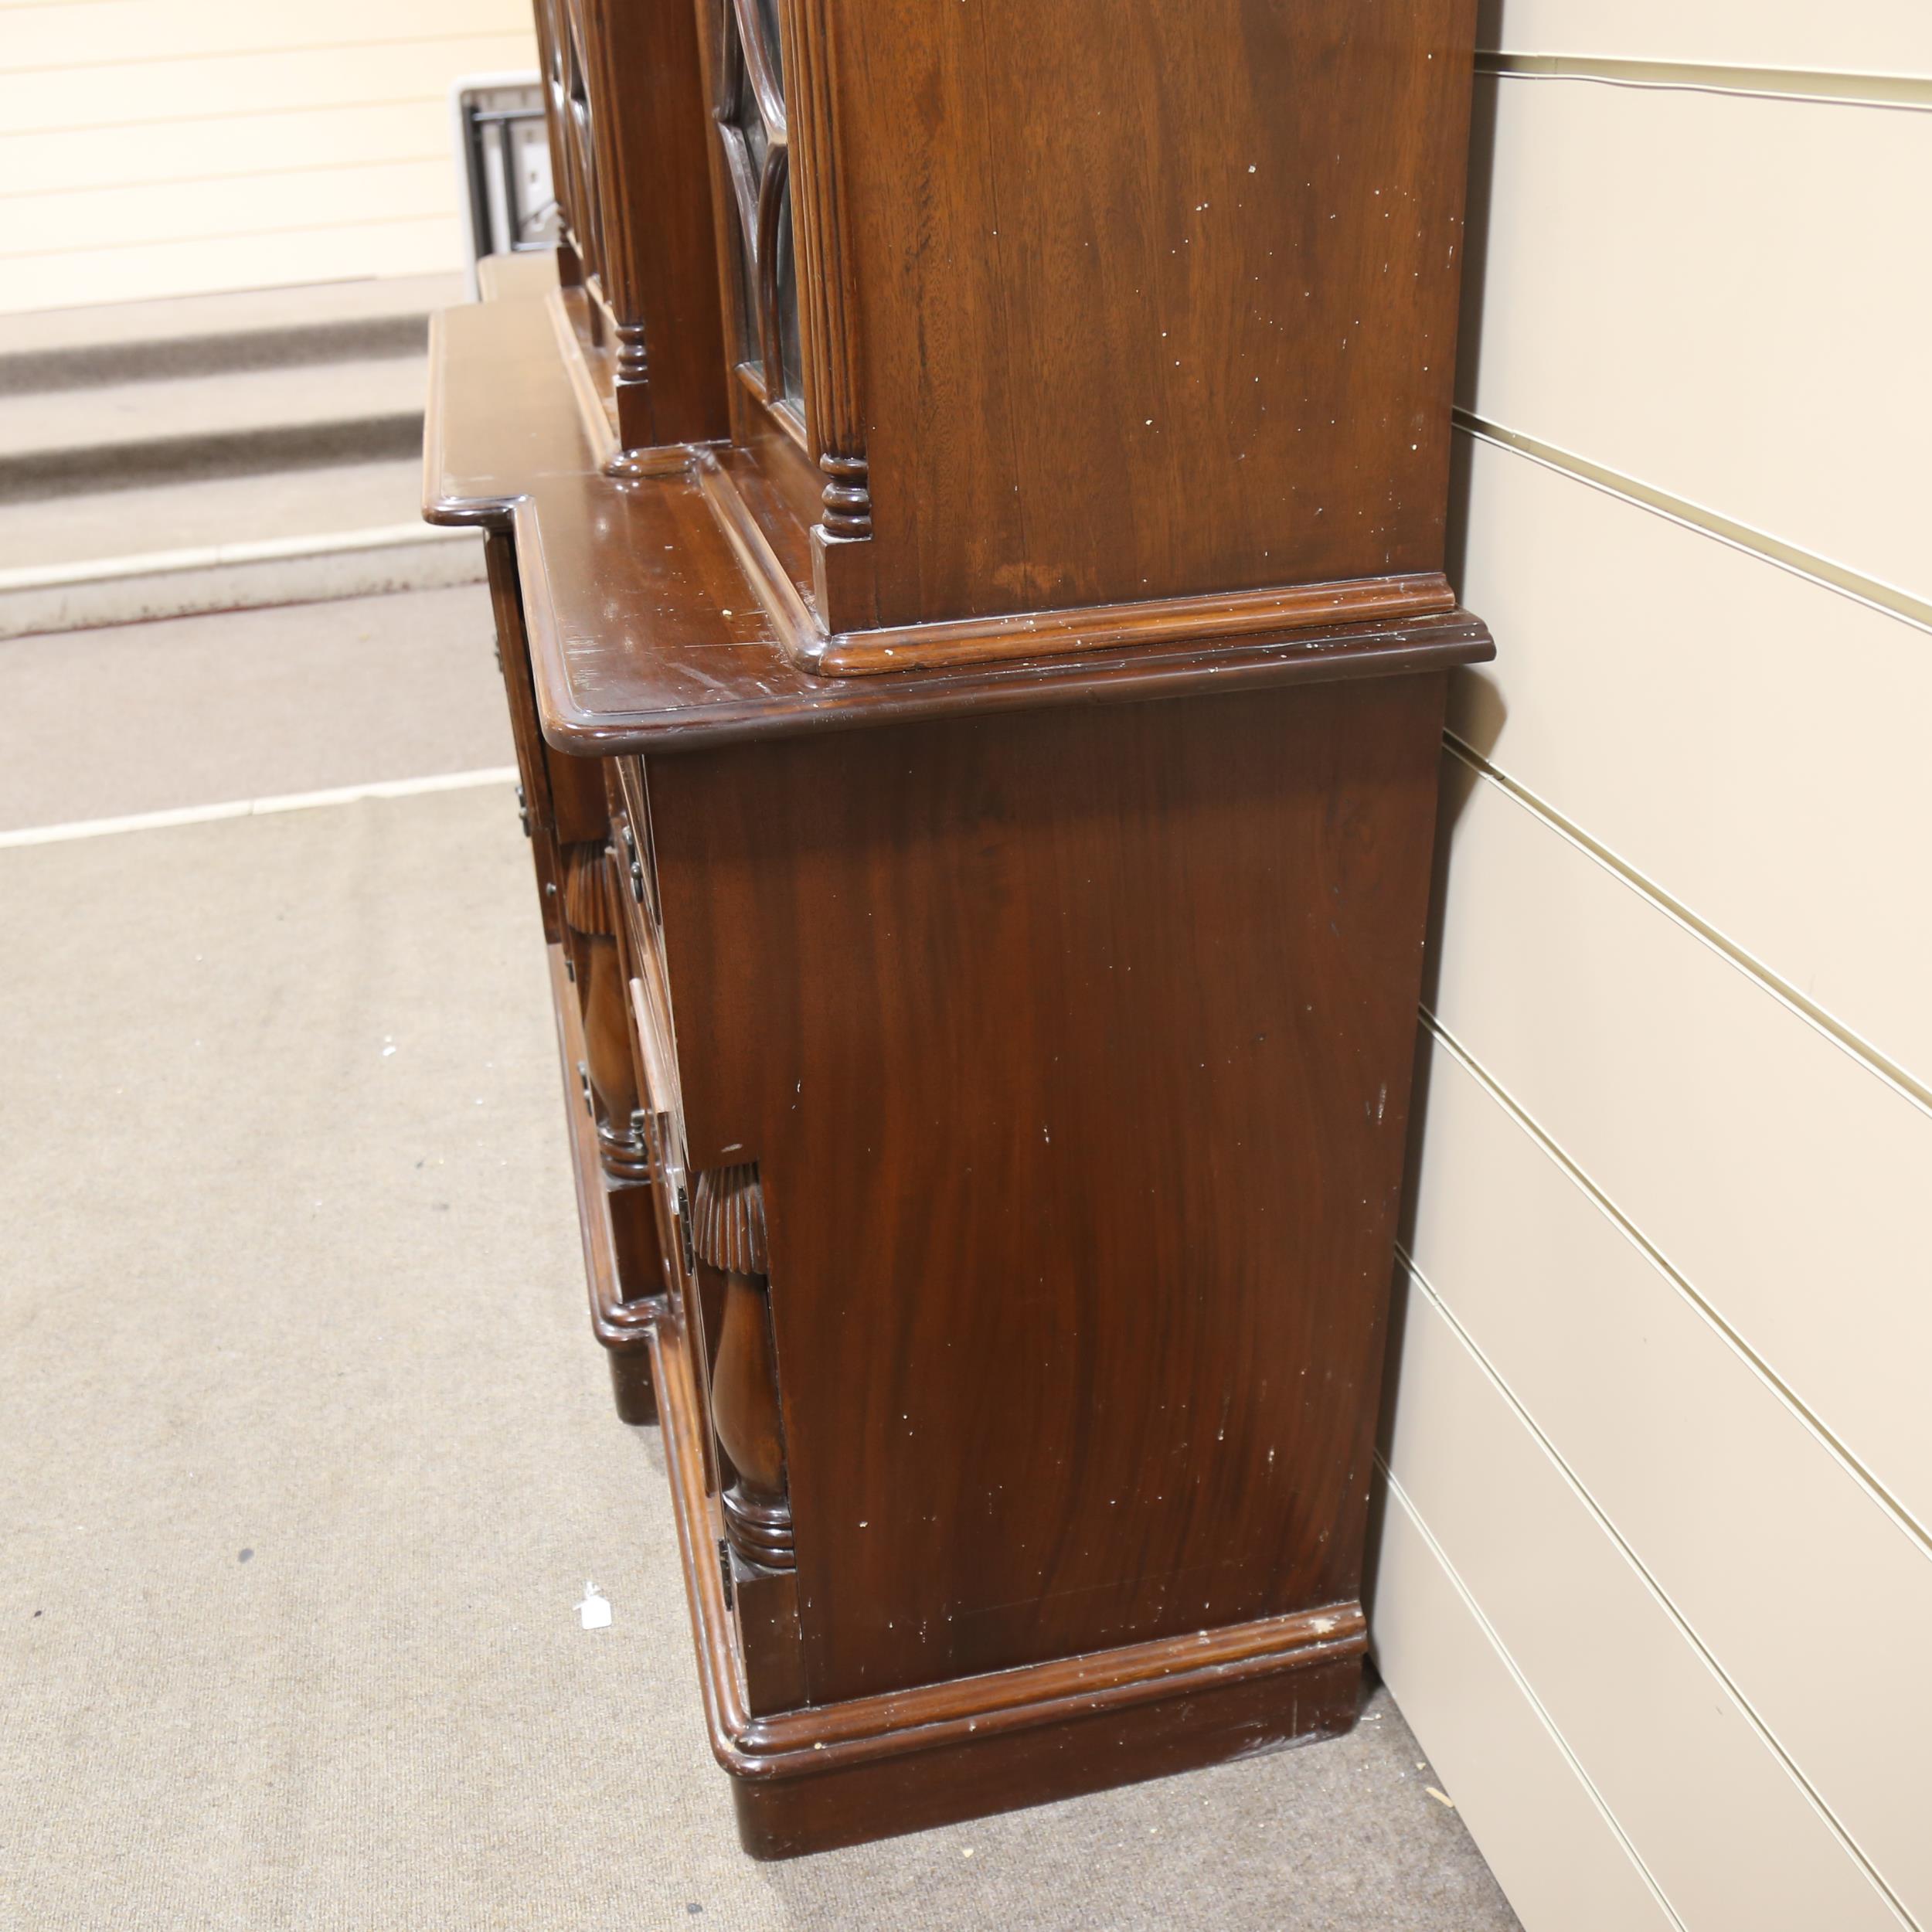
[692,1162,802,1713]
[560,840,649,1183]
[560,836,659,1423]
[692,1164,792,1572]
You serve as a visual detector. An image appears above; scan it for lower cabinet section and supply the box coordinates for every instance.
[510,664,1456,1853]
[545,889,1372,1855]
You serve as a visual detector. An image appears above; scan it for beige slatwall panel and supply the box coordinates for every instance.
[1383,34,1932,1917]
[1383,1280,1903,1930]
[4,104,449,196]
[1369,1481,1679,1932]
[1394,749,1932,1928]
[2,0,529,66]
[1387,22,1932,1924]
[1430,758,1932,1562]
[0,39,529,134]
[1458,77,1932,607]
[9,162,457,257]
[6,222,467,315]
[1407,1029,1932,1919]
[1478,2,1932,76]
[1449,434,1932,1090]
[0,2,536,312]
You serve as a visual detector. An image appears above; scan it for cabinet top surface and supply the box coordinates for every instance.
[425,287,1490,754]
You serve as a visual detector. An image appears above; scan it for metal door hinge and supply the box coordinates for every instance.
[619,822,645,902]
[677,1185,696,1277]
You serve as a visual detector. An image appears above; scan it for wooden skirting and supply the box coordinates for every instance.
[646,1287,1365,1856]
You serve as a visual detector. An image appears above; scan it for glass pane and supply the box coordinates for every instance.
[776,175,803,409]
[755,0,784,93]
[730,56,768,179]
[730,206,761,372]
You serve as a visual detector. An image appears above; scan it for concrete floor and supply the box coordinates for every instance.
[0,589,1522,1930]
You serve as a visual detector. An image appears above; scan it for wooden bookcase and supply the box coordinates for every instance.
[427,0,1490,1858]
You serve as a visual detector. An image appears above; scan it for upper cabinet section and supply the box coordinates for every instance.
[529,0,1482,677]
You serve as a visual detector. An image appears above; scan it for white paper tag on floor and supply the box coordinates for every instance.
[578,1581,612,1630]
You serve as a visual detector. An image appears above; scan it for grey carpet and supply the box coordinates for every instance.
[0,779,1519,1930]
[0,583,512,832]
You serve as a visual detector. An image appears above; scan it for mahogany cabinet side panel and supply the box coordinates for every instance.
[648,673,1450,1706]
[831,0,1477,628]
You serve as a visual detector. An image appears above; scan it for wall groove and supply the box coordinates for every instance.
[1417,1010,1932,1566]
[0,155,450,203]
[1440,733,1932,1117]
[1452,415,1932,638]
[1477,53,1932,111]
[3,32,515,80]
[1374,1463,1689,1930]
[1393,1254,1920,1930]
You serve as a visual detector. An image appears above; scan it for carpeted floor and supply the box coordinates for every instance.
[0,582,510,833]
[0,594,1520,1930]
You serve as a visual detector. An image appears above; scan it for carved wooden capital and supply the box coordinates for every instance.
[560,839,618,937]
[692,1162,768,1276]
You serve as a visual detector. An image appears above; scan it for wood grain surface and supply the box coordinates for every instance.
[838,0,1479,627]
[648,670,1448,1704]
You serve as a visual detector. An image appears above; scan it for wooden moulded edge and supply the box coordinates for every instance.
[519,474,1490,753]
[815,573,1458,676]
[420,311,504,530]
[695,447,1457,676]
[545,287,621,471]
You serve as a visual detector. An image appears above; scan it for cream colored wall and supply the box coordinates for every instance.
[1372,9,1932,1930]
[0,0,537,313]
